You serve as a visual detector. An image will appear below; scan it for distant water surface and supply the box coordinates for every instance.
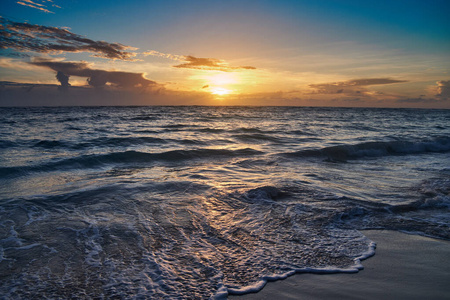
[0,106,449,298]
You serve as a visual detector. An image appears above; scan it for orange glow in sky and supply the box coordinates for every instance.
[0,1,449,108]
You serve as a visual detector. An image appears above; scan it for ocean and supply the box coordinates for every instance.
[0,106,449,299]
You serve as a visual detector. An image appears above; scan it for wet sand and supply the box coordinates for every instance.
[228,230,450,300]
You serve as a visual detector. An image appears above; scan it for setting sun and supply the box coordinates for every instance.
[202,73,238,96]
[211,87,232,95]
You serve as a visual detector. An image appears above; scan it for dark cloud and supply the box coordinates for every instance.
[309,78,407,94]
[436,80,450,100]
[342,78,407,86]
[0,81,213,106]
[56,71,70,89]
[397,80,450,104]
[0,17,137,60]
[173,55,256,72]
[30,59,156,88]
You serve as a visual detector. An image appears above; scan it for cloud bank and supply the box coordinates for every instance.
[0,81,214,106]
[309,78,407,94]
[30,59,156,88]
[0,17,137,60]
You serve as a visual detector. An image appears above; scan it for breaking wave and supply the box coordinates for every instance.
[0,148,263,178]
[285,137,450,161]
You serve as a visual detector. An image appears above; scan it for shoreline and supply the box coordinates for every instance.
[228,230,450,300]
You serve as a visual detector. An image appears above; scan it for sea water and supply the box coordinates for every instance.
[0,106,449,299]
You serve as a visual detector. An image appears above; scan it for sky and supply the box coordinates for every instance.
[1,0,450,107]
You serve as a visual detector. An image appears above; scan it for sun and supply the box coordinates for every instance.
[199,73,238,96]
[211,87,232,95]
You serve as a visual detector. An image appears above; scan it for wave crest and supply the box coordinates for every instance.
[286,137,450,161]
[0,148,263,178]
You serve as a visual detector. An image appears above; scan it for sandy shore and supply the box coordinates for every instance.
[228,230,450,300]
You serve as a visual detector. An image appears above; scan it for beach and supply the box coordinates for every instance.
[229,230,450,300]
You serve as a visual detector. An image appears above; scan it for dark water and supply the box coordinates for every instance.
[0,106,449,299]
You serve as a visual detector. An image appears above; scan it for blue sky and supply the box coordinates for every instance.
[1,0,449,107]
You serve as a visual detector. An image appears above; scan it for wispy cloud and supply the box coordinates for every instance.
[143,50,186,62]
[144,50,256,72]
[16,0,60,14]
[29,58,156,88]
[0,17,137,60]
[174,55,256,72]
[309,78,407,94]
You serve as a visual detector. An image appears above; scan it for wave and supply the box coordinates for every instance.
[32,140,70,148]
[285,137,450,161]
[0,148,263,178]
[161,124,203,131]
[56,117,81,122]
[125,115,158,121]
[0,140,18,148]
[231,127,267,134]
[232,133,282,143]
[244,186,290,201]
[45,136,224,148]
[392,177,450,211]
[177,139,208,145]
[287,130,317,136]
[198,128,226,133]
[197,127,282,137]
[77,136,167,148]
[30,136,168,149]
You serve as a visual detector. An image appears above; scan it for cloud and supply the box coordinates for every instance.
[143,50,186,62]
[56,71,70,89]
[173,55,256,72]
[309,78,407,94]
[16,0,60,14]
[29,59,157,88]
[144,50,256,72]
[0,81,214,106]
[0,17,137,60]
[395,81,450,104]
[0,57,40,70]
[436,80,450,100]
[340,78,407,86]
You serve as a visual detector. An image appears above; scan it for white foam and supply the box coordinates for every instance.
[226,239,376,297]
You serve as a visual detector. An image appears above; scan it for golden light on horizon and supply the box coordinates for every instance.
[202,72,238,96]
[211,87,232,95]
